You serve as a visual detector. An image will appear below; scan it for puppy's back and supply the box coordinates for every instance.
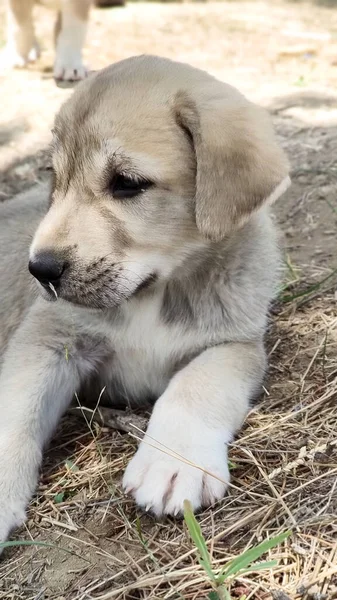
[0,184,49,351]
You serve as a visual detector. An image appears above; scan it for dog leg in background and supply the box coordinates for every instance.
[0,300,104,546]
[0,0,39,70]
[54,0,91,81]
[123,342,266,515]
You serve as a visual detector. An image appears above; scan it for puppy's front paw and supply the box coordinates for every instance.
[123,406,230,516]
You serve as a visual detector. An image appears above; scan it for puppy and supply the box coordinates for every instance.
[1,0,92,80]
[0,55,290,544]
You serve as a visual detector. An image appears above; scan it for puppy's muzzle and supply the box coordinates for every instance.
[29,252,67,289]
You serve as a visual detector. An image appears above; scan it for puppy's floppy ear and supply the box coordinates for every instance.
[175,85,290,240]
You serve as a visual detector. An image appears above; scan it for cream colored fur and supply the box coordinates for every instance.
[0,56,290,544]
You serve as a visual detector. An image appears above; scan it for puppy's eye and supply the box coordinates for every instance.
[109,174,153,199]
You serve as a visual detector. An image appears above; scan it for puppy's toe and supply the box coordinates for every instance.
[134,464,179,516]
[201,472,229,506]
[163,465,228,516]
[122,451,148,496]
[163,468,204,516]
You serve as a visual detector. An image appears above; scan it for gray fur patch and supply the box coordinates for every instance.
[161,279,194,326]
[132,273,158,297]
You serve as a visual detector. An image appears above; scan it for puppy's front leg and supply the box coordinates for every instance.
[0,300,104,544]
[123,342,266,515]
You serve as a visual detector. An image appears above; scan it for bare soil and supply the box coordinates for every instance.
[0,1,336,599]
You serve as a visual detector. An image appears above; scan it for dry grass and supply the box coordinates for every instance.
[0,272,336,600]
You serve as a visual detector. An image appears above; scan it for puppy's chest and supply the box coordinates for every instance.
[97,295,202,403]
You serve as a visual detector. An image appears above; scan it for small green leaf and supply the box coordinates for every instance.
[294,75,307,87]
[183,499,215,582]
[279,267,337,303]
[53,491,65,504]
[238,559,278,574]
[219,531,291,580]
[135,516,146,546]
[0,540,57,549]
[65,459,79,472]
[228,460,238,471]
[208,592,221,600]
[217,560,278,583]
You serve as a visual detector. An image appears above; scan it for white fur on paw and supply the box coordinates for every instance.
[123,405,230,516]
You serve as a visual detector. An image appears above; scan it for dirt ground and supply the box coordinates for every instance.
[0,1,336,599]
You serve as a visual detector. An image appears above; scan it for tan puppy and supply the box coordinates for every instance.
[0,56,290,544]
[1,0,92,80]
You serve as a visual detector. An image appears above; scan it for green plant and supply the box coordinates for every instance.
[279,266,337,303]
[183,500,291,600]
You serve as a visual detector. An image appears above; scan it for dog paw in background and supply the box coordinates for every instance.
[1,0,91,82]
[0,38,40,70]
[53,1,91,81]
[0,0,40,72]
[53,26,89,81]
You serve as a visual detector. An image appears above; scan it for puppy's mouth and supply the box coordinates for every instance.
[36,265,158,309]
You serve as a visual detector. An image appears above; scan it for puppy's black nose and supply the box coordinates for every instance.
[29,253,65,285]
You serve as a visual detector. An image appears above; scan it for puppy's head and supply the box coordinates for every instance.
[30,55,290,308]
